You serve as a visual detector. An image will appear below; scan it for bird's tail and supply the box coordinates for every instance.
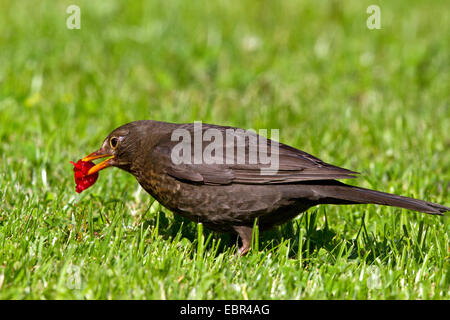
[312,182,449,215]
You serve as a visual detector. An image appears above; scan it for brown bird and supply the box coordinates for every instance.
[81,120,449,255]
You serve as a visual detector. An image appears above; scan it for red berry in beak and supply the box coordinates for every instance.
[70,159,99,193]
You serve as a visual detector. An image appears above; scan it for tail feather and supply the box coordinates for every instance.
[314,183,449,215]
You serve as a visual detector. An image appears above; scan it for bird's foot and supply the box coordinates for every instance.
[238,245,250,256]
[234,225,253,256]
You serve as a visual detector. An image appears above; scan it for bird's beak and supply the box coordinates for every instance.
[82,151,115,175]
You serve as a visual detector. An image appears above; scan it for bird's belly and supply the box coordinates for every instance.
[135,171,309,232]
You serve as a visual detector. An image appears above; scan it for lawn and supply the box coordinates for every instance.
[0,0,448,299]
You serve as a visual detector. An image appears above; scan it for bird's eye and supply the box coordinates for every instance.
[110,137,119,149]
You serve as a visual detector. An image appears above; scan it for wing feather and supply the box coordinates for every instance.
[153,123,358,185]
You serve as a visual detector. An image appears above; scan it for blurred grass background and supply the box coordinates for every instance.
[0,0,448,299]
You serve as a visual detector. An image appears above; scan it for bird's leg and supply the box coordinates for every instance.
[233,225,253,256]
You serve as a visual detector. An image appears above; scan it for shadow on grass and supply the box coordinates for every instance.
[141,208,340,260]
[137,205,430,266]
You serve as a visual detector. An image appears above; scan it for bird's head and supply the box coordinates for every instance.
[81,122,142,175]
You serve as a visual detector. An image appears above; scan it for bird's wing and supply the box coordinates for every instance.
[152,123,358,185]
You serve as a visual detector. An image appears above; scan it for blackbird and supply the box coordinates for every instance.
[81,120,449,255]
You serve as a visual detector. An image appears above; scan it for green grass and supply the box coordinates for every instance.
[0,0,448,299]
